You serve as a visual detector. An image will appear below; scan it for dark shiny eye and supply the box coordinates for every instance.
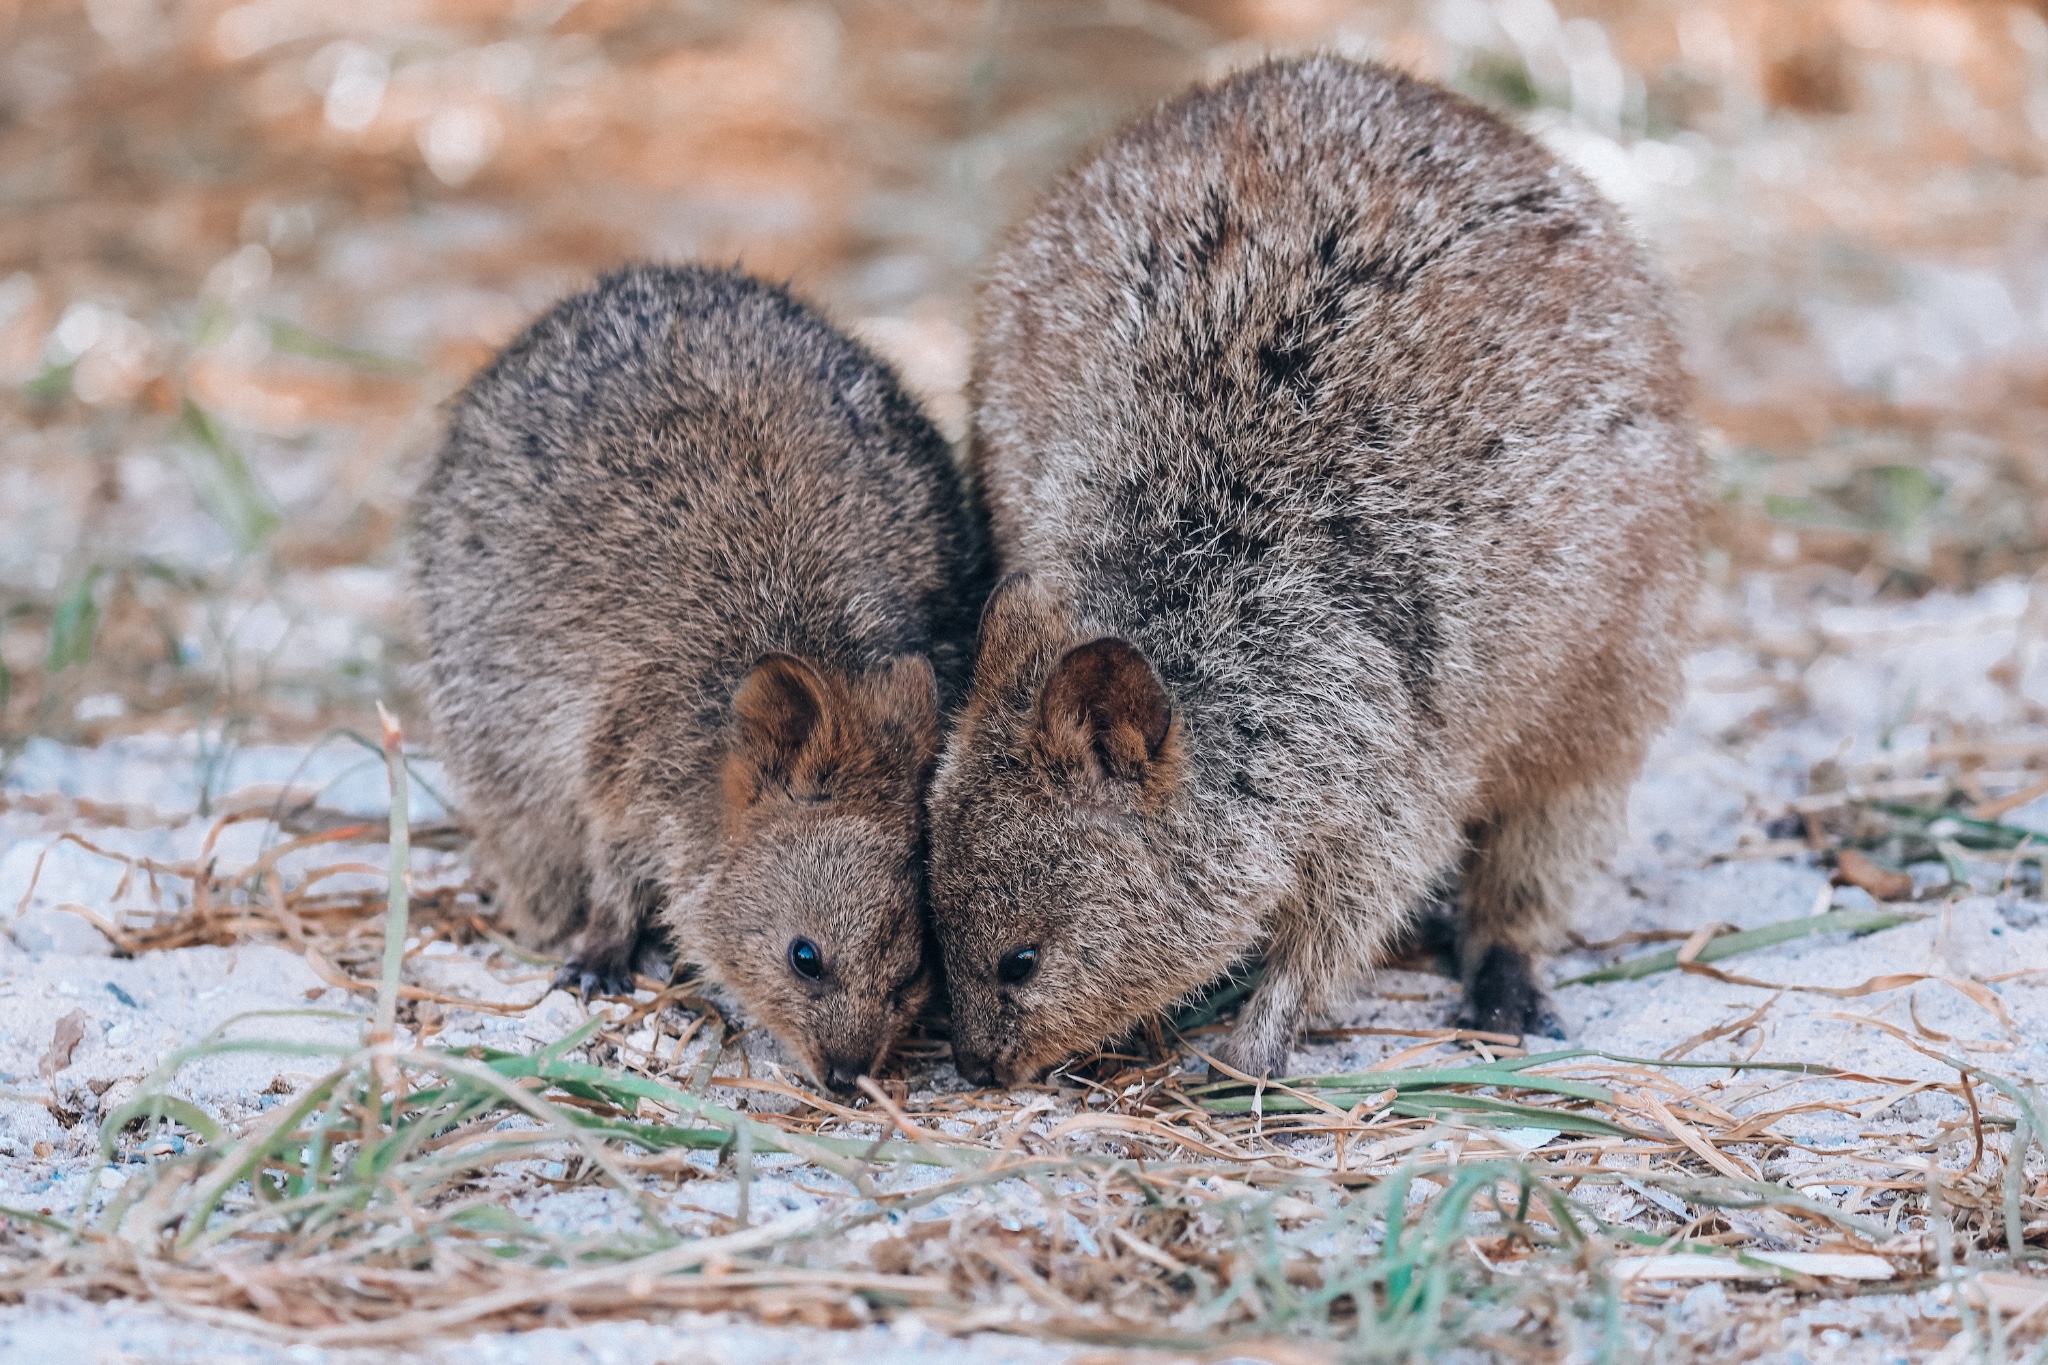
[788,937,823,981]
[996,946,1038,985]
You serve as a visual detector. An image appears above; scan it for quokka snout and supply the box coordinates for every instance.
[930,57,1702,1085]
[413,265,986,1091]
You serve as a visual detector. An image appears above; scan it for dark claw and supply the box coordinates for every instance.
[1522,999,1568,1041]
[551,960,635,1000]
[1463,998,1568,1042]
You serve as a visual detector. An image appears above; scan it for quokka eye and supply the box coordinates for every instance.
[996,946,1039,985]
[789,937,823,981]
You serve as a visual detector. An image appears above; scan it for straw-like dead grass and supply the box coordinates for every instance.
[1,729,2044,1359]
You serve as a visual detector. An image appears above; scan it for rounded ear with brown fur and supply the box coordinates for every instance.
[879,654,939,729]
[1035,637,1174,783]
[973,572,1063,687]
[727,653,838,802]
[871,654,942,772]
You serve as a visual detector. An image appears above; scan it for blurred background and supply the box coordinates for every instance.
[2,0,2046,781]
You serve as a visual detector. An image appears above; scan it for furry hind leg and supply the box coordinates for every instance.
[1455,782,1625,1039]
[553,833,661,999]
[469,812,589,956]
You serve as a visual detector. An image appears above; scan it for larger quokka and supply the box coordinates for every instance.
[930,57,1701,1085]
[414,265,985,1090]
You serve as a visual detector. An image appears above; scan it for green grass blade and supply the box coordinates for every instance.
[1871,801,2047,852]
[533,1014,606,1069]
[24,359,75,404]
[359,1090,492,1186]
[1559,906,1923,986]
[287,1103,345,1201]
[264,318,409,372]
[2007,1114,2034,1260]
[1385,1095,1633,1135]
[0,1204,75,1234]
[555,1115,736,1152]
[517,1055,964,1169]
[98,1093,224,1158]
[176,1071,349,1249]
[1275,1068,1616,1104]
[382,1053,658,1212]
[1504,1048,1846,1075]
[186,1183,385,1251]
[176,401,277,555]
[1190,1059,1615,1103]
[1935,838,1974,891]
[44,567,104,671]
[1197,1085,1632,1135]
[1633,1175,1887,1238]
[152,1037,361,1071]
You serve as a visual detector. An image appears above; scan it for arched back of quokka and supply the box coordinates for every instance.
[413,264,989,1088]
[974,57,1697,787]
[934,57,1701,1084]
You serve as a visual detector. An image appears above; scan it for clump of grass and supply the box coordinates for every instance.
[1778,765,2048,889]
[175,401,278,557]
[0,709,970,1338]
[41,568,104,674]
[1,740,2043,1356]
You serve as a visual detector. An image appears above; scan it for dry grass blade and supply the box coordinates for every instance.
[1632,1092,1756,1182]
[290,1213,825,1346]
[371,702,409,1051]
[1664,993,1781,1061]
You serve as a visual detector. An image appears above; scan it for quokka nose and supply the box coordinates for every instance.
[824,1061,868,1093]
[951,1048,996,1088]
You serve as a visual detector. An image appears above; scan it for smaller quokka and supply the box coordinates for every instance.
[413,265,985,1090]
[930,58,1701,1085]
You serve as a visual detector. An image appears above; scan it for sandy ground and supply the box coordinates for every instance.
[1,566,2044,1362]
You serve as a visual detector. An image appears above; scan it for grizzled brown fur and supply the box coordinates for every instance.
[930,58,1701,1085]
[413,265,985,1089]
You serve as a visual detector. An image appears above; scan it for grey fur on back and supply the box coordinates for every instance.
[932,57,1702,1084]
[414,264,985,1086]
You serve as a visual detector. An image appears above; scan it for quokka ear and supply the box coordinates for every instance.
[973,572,1064,687]
[729,653,838,799]
[1035,637,1174,784]
[878,654,939,732]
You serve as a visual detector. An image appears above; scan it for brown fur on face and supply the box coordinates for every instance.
[412,266,987,1090]
[700,655,941,1084]
[934,578,1222,1087]
[931,58,1702,1084]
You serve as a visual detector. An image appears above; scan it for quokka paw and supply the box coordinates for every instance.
[549,956,638,1001]
[1205,1033,1295,1084]
[1455,944,1569,1042]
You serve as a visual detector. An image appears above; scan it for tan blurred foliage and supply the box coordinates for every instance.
[3,0,2048,747]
